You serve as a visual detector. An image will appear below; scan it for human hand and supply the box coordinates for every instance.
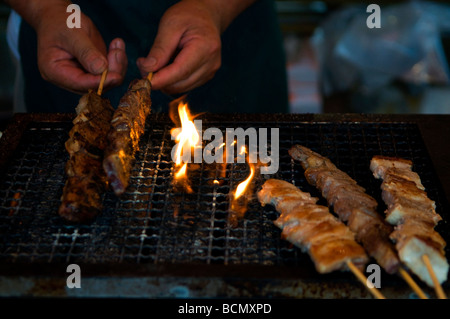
[136,0,223,95]
[33,1,127,94]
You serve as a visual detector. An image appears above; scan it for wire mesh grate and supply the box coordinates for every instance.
[0,117,449,269]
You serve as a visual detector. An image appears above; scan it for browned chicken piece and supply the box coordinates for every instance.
[258,179,369,274]
[289,145,400,274]
[371,155,448,287]
[103,79,152,196]
[370,156,425,190]
[59,91,114,223]
[380,174,439,225]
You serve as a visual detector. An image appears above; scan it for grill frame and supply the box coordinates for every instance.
[1,113,450,299]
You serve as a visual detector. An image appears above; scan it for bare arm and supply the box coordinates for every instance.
[4,0,70,30]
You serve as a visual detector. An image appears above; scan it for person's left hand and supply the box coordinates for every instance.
[136,0,222,95]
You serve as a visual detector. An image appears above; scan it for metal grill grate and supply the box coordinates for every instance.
[1,115,449,271]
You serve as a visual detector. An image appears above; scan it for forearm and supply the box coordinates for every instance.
[4,0,71,30]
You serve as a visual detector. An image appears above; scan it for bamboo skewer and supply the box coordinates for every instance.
[346,260,386,299]
[96,70,439,301]
[98,70,151,96]
[398,267,428,299]
[422,254,448,299]
[98,70,151,97]
[97,69,108,96]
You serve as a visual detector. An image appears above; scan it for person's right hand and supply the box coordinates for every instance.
[33,1,127,94]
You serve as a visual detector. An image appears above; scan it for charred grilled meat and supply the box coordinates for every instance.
[258,179,369,274]
[59,91,114,223]
[103,79,152,195]
[289,145,401,274]
[371,156,448,286]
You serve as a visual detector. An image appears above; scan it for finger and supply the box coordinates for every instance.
[150,43,202,90]
[136,21,183,76]
[151,40,220,92]
[160,63,214,95]
[158,55,213,94]
[52,60,104,94]
[39,47,103,93]
[66,30,108,75]
[104,38,128,89]
[156,66,217,95]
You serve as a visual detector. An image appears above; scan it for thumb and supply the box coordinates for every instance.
[68,32,108,75]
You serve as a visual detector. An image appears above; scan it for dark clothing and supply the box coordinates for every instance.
[19,0,288,114]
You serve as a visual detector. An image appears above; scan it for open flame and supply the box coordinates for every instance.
[171,101,199,192]
[229,145,257,226]
[233,146,255,200]
[172,102,200,166]
[239,145,246,155]
[169,100,257,224]
[234,164,255,199]
[174,162,188,179]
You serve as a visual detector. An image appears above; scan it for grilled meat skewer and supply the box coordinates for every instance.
[289,145,401,274]
[370,155,449,287]
[103,79,152,195]
[258,179,369,274]
[59,91,114,223]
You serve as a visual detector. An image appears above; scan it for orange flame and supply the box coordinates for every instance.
[172,102,200,166]
[175,163,188,179]
[234,164,255,199]
[229,155,256,226]
[233,146,256,200]
[170,102,199,195]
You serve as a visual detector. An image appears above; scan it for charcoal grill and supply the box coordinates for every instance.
[0,113,450,299]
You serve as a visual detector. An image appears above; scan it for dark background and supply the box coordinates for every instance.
[1,0,450,130]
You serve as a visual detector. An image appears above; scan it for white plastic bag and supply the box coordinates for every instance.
[313,1,450,96]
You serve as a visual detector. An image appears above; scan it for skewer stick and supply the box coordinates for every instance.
[398,267,428,299]
[346,260,386,299]
[422,254,447,299]
[147,72,153,82]
[97,69,108,96]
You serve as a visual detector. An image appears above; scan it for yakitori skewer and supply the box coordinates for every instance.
[102,73,152,196]
[370,156,449,298]
[289,145,431,299]
[59,69,114,223]
[258,179,387,299]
